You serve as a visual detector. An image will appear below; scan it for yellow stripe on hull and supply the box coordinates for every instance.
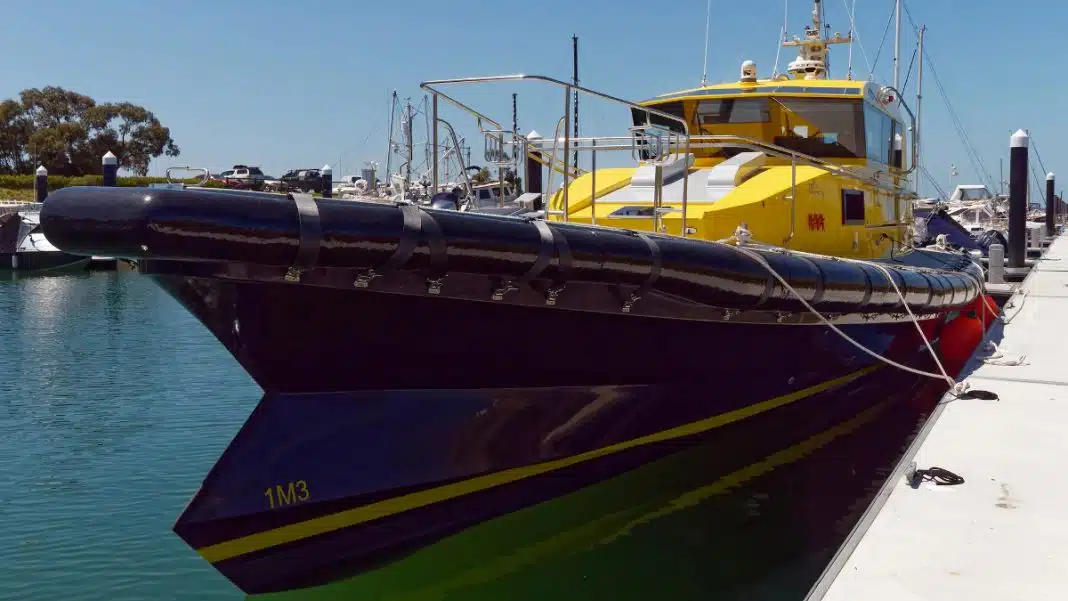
[197,365,880,563]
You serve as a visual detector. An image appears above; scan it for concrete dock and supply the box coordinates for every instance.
[809,233,1068,601]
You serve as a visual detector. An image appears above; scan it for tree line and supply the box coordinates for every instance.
[0,86,180,176]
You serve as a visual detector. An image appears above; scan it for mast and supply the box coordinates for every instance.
[893,0,902,89]
[384,91,397,184]
[404,99,413,193]
[572,35,579,172]
[915,24,926,195]
[782,0,851,80]
[512,93,519,180]
[423,95,432,182]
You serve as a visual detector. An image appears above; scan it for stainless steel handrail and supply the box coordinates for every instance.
[421,74,693,233]
[546,115,566,215]
[166,166,210,185]
[882,85,919,176]
[524,134,905,196]
[420,74,691,136]
[437,118,475,199]
[419,74,914,239]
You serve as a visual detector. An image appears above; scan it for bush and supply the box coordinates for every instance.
[0,174,211,190]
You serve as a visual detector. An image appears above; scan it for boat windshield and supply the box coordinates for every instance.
[633,96,900,164]
[957,187,993,201]
[772,98,865,159]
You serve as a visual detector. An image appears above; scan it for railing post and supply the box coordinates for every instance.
[590,139,597,225]
[785,154,797,245]
[34,165,48,202]
[681,137,690,237]
[102,151,118,187]
[562,87,571,222]
[653,163,664,233]
[321,164,332,199]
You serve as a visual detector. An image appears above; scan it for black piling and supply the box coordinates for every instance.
[102,151,118,187]
[321,164,332,199]
[34,166,48,202]
[1046,172,1056,237]
[525,131,543,196]
[1008,129,1028,269]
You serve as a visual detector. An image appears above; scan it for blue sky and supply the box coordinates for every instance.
[2,0,1063,198]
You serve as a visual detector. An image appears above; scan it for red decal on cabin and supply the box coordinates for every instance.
[807,213,825,231]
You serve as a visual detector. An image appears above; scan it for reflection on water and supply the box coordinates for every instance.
[1,271,260,601]
[1,271,945,601]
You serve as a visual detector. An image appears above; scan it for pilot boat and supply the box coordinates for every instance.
[39,2,994,598]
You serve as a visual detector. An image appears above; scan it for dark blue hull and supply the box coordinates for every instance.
[34,187,989,596]
[158,275,956,595]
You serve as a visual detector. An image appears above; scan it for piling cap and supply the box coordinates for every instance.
[321,164,332,173]
[1048,172,1056,181]
[526,129,542,140]
[35,165,47,176]
[1010,129,1029,149]
[102,151,118,165]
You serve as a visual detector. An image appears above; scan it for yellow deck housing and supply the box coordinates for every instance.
[546,77,912,260]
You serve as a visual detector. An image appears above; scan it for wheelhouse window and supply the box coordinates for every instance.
[772,98,864,159]
[863,103,897,165]
[695,98,771,125]
[631,101,687,134]
[631,101,687,160]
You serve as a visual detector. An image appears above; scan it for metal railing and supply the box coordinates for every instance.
[165,166,210,185]
[418,74,918,241]
[420,74,692,234]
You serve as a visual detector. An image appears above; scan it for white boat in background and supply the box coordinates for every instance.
[1,211,91,272]
[913,183,1008,236]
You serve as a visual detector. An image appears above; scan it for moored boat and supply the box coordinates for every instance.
[0,210,91,272]
[39,1,995,597]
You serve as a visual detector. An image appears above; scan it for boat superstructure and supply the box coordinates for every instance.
[421,0,915,261]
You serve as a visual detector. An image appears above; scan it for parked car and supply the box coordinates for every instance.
[222,165,266,190]
[210,169,234,182]
[262,175,283,192]
[277,168,323,193]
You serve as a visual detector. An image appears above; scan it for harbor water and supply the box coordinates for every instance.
[1,271,258,600]
[1,270,947,601]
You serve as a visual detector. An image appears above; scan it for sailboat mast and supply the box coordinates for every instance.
[385,91,397,183]
[915,24,926,195]
[892,0,902,89]
[423,95,432,181]
[405,100,413,192]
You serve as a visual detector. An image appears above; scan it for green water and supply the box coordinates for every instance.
[0,270,939,601]
[1,271,258,600]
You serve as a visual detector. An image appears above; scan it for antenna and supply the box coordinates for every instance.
[700,0,712,86]
[845,0,857,79]
[893,0,902,89]
[782,0,849,80]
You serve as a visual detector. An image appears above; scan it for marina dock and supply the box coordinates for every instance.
[809,232,1068,601]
